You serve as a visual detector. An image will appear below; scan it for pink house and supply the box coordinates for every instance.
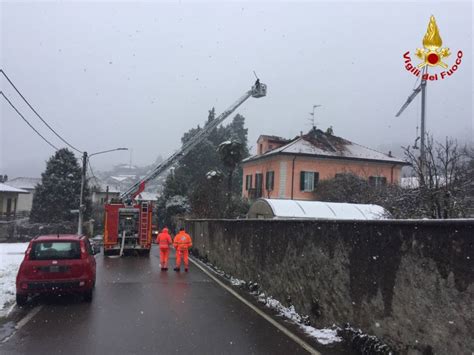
[241,128,408,200]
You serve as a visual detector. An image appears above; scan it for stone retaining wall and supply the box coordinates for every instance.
[186,218,473,354]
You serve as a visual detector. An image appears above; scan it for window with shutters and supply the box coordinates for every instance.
[255,173,263,197]
[300,171,319,191]
[265,171,274,191]
[245,175,253,191]
[369,176,387,187]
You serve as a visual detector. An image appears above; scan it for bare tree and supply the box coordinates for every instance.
[403,135,472,218]
[314,136,473,219]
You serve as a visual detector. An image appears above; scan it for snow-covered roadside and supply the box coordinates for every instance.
[258,294,342,345]
[0,243,28,317]
[199,260,342,345]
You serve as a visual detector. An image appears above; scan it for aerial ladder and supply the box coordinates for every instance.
[103,80,267,256]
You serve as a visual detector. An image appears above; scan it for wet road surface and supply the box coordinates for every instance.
[1,247,312,354]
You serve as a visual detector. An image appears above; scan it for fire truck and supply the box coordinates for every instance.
[103,80,267,256]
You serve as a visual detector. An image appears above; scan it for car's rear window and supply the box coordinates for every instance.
[30,241,81,260]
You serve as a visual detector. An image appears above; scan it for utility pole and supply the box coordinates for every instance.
[78,151,87,235]
[77,148,128,235]
[396,66,428,175]
[419,76,427,174]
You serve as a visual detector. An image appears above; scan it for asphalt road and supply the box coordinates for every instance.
[0,247,313,355]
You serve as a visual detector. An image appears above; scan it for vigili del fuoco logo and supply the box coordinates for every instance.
[403,15,463,81]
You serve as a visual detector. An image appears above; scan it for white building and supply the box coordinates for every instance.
[0,183,28,219]
[89,177,121,204]
[4,177,41,213]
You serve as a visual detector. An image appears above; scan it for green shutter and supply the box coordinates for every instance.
[300,171,305,191]
[314,172,320,186]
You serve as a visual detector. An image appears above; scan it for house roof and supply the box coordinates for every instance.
[110,175,137,182]
[250,198,390,220]
[89,176,121,193]
[244,129,408,165]
[94,184,121,193]
[6,177,41,190]
[0,183,28,193]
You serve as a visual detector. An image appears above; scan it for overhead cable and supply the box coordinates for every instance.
[0,91,58,150]
[0,69,82,153]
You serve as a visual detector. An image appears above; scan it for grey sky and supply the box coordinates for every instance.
[1,1,472,178]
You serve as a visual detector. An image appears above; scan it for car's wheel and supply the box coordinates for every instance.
[83,289,93,303]
[16,294,28,307]
[140,250,150,257]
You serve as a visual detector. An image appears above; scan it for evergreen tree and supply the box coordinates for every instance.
[218,140,245,210]
[157,110,250,224]
[30,148,91,223]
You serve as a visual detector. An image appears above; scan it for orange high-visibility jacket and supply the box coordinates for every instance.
[173,231,192,251]
[156,228,172,249]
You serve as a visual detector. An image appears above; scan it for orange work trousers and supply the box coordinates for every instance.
[175,249,189,268]
[159,248,170,268]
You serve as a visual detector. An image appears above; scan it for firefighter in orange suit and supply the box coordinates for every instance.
[173,227,193,272]
[156,227,173,271]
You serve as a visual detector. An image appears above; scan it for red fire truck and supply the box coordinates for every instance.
[102,80,267,256]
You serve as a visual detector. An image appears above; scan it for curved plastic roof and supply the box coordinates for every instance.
[259,198,390,220]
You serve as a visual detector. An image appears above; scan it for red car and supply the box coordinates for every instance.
[16,235,98,306]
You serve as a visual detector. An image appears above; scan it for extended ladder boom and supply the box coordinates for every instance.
[121,81,267,200]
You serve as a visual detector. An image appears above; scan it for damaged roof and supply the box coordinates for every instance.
[244,128,408,165]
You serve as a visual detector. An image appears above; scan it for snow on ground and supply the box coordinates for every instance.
[202,261,342,345]
[230,276,246,287]
[0,243,28,316]
[259,295,342,345]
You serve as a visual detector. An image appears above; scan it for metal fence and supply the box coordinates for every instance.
[0,211,30,221]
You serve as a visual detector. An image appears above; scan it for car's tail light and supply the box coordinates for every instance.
[81,245,87,259]
[21,283,28,290]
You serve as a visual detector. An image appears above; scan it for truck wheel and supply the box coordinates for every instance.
[16,294,28,307]
[141,250,150,257]
[103,249,117,257]
[83,289,93,303]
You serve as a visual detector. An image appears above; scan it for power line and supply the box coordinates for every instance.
[0,91,58,150]
[0,69,83,153]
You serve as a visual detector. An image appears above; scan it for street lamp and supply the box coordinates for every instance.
[78,148,128,235]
